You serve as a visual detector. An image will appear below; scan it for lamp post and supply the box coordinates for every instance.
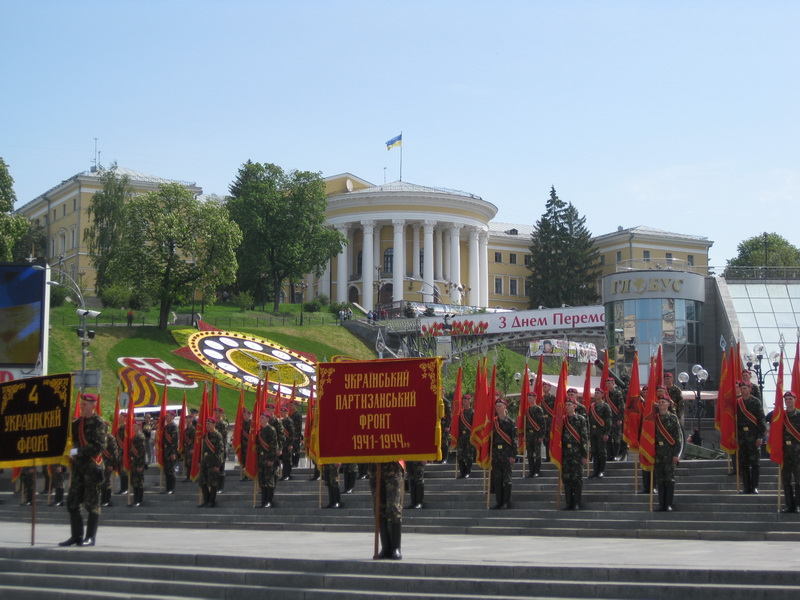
[678,364,708,443]
[296,281,308,326]
[744,344,781,410]
[405,277,440,304]
[374,266,388,317]
[33,264,100,394]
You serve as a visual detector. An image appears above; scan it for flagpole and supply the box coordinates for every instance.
[399,130,403,181]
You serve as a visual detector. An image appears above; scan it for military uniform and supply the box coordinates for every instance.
[129,429,147,506]
[47,464,66,507]
[257,419,279,508]
[588,398,612,478]
[162,418,179,493]
[606,386,625,460]
[198,426,225,507]
[781,403,800,513]
[279,415,295,480]
[405,461,425,508]
[440,396,452,463]
[542,392,556,461]
[182,418,196,482]
[456,405,475,478]
[239,417,251,479]
[214,416,229,492]
[490,412,517,509]
[736,388,766,493]
[561,411,589,510]
[666,384,684,421]
[654,410,681,511]
[19,467,35,506]
[289,407,303,467]
[115,425,128,494]
[370,461,404,559]
[100,430,119,507]
[322,463,342,508]
[524,404,545,477]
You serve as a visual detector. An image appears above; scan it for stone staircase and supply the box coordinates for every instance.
[2,456,798,542]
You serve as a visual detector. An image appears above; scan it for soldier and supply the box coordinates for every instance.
[322,463,342,509]
[405,461,425,509]
[605,378,625,461]
[780,391,800,513]
[115,413,128,495]
[440,393,452,464]
[288,400,303,468]
[638,385,656,495]
[561,395,589,511]
[457,394,475,478]
[342,463,358,494]
[161,411,179,494]
[198,417,225,508]
[100,424,119,508]
[737,381,766,494]
[663,372,685,423]
[256,410,279,508]
[541,382,557,461]
[18,467,35,506]
[60,393,106,547]
[141,412,154,465]
[238,408,252,481]
[47,464,66,507]
[128,420,147,507]
[182,414,197,483]
[524,392,545,478]
[654,394,682,511]
[588,387,612,478]
[278,406,295,481]
[490,397,517,510]
[213,407,229,492]
[370,461,404,560]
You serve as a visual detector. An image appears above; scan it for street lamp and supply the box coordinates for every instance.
[296,281,308,326]
[678,364,708,444]
[743,344,781,408]
[405,277,440,304]
[33,264,101,394]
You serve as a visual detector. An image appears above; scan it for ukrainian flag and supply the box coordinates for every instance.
[386,133,402,150]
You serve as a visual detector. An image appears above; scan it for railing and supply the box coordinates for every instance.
[615,258,707,275]
[721,265,800,280]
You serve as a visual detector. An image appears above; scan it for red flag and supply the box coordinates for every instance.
[581,361,592,414]
[548,359,568,470]
[450,367,463,451]
[767,349,786,464]
[178,392,188,455]
[111,389,121,439]
[533,358,544,405]
[154,384,168,468]
[638,358,658,471]
[489,364,497,403]
[718,351,738,454]
[600,350,610,400]
[655,345,664,390]
[623,351,642,449]
[233,385,246,461]
[304,381,318,462]
[516,363,531,451]
[122,396,136,472]
[211,378,219,413]
[470,359,493,469]
[190,383,210,481]
[243,386,262,481]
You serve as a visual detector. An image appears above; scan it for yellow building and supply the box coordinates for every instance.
[15,166,202,293]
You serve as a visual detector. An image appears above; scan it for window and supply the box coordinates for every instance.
[356,251,362,276]
[495,277,503,295]
[509,253,517,265]
[383,248,393,275]
[53,209,56,221]
[494,252,502,263]
[62,205,66,217]
[616,251,622,263]
[599,255,605,265]
[70,227,76,249]
[525,280,532,297]
[510,279,518,295]
[666,252,673,264]
[73,198,77,211]
[643,250,650,262]
[687,255,695,266]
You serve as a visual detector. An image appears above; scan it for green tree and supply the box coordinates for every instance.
[725,232,800,271]
[116,183,242,329]
[0,158,28,262]
[227,161,347,312]
[527,187,600,308]
[84,163,134,293]
[11,219,46,262]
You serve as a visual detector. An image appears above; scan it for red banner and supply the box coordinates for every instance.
[314,357,443,463]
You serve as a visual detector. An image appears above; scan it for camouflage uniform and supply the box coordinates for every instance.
[48,464,66,507]
[115,426,128,494]
[342,462,358,493]
[456,406,475,478]
[781,407,800,512]
[440,396,452,463]
[524,404,545,477]
[490,414,517,509]
[129,430,147,506]
[198,428,225,507]
[322,463,342,508]
[654,410,681,511]
[666,384,684,421]
[279,415,295,480]
[239,418,251,475]
[214,417,229,491]
[289,408,303,467]
[19,467,35,506]
[257,421,279,507]
[66,414,106,515]
[182,419,196,482]
[561,412,589,510]
[542,393,556,461]
[162,419,179,493]
[405,461,425,509]
[588,399,612,477]
[736,392,766,493]
[606,387,625,460]
[100,431,119,507]
[370,461,404,559]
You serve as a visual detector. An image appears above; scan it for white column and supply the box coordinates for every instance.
[442,229,450,281]
[361,220,375,312]
[423,220,436,303]
[392,219,405,303]
[374,225,383,275]
[347,228,355,281]
[434,227,443,281]
[468,227,480,307]
[335,224,349,304]
[449,224,463,304]
[319,259,331,300]
[480,229,489,307]
[411,224,421,279]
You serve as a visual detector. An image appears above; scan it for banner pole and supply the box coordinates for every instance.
[373,466,382,560]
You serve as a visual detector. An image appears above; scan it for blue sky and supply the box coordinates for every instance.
[3,1,799,266]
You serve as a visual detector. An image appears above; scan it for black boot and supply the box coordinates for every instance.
[117,477,128,495]
[639,470,652,494]
[501,484,511,509]
[344,471,355,494]
[59,510,84,546]
[378,519,391,559]
[50,488,65,507]
[21,485,32,506]
[562,484,573,510]
[217,474,225,494]
[197,485,210,508]
[414,483,424,509]
[665,484,674,511]
[325,485,335,508]
[100,488,111,508]
[311,465,321,481]
[208,487,217,507]
[534,458,541,477]
[751,465,760,494]
[332,486,342,508]
[464,462,472,478]
[165,471,176,494]
[573,484,582,510]
[656,485,666,511]
[782,485,796,513]
[389,521,402,560]
[128,487,142,507]
[82,512,99,546]
[407,482,417,509]
[266,487,274,508]
[795,485,800,513]
[491,482,504,509]
[740,466,751,494]
[260,487,271,508]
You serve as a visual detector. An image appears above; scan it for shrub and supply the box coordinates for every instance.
[303,300,321,313]
[100,284,130,309]
[49,284,69,307]
[234,291,254,312]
